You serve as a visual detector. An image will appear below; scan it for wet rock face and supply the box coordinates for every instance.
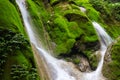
[103,37,120,80]
[78,57,91,72]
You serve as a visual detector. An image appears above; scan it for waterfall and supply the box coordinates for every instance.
[92,22,113,72]
[16,0,113,80]
[82,22,113,80]
[16,0,82,80]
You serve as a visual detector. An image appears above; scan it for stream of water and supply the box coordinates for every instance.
[16,0,113,80]
[81,22,113,80]
[16,0,78,80]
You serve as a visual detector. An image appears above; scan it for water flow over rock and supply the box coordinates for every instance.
[93,22,113,73]
[16,0,113,80]
[81,22,113,80]
[16,0,82,80]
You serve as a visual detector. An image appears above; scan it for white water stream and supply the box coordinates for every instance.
[16,0,78,80]
[16,0,113,80]
[81,22,113,80]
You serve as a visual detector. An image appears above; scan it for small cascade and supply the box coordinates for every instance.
[81,22,113,80]
[16,0,113,80]
[93,22,113,73]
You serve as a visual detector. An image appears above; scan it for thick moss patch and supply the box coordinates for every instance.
[47,1,99,56]
[0,0,25,34]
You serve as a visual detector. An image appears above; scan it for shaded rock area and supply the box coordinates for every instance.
[58,47,92,72]
[78,57,91,72]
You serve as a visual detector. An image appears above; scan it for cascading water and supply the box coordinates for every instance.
[82,22,113,80]
[16,0,113,80]
[93,22,113,73]
[16,0,82,80]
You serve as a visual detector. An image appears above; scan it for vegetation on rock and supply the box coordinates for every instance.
[0,0,40,80]
[103,37,120,80]
[26,0,120,71]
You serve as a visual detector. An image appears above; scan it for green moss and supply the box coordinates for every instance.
[109,3,120,21]
[48,14,84,55]
[50,0,59,5]
[86,7,100,21]
[50,15,73,54]
[0,0,25,34]
[79,22,98,42]
[46,1,100,56]
[70,0,89,5]
[3,50,32,80]
[0,0,40,78]
[106,25,120,38]
[68,22,83,38]
[53,2,72,15]
[14,51,31,67]
[69,0,101,21]
[73,58,80,64]
[63,9,87,18]
[26,0,52,49]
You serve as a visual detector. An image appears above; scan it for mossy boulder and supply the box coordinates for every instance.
[103,37,120,80]
[48,14,82,54]
[47,1,99,56]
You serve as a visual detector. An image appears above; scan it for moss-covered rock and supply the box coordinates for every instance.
[0,0,25,34]
[46,1,100,56]
[103,37,120,80]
